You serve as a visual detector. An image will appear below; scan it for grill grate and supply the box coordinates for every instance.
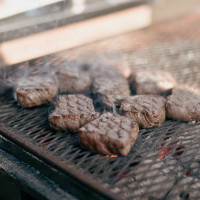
[1,12,200,200]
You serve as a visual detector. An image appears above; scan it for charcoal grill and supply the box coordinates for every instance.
[1,12,200,200]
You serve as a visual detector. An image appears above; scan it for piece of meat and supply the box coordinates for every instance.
[166,86,200,121]
[79,112,139,156]
[130,70,177,95]
[55,62,92,93]
[16,75,58,107]
[93,76,130,109]
[120,95,166,128]
[49,94,100,132]
[89,60,131,108]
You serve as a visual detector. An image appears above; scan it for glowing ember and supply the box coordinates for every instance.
[43,144,47,148]
[41,137,54,148]
[186,171,191,176]
[120,170,130,178]
[158,147,172,159]
[104,155,118,158]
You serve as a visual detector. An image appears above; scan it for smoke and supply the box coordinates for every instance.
[0,49,131,116]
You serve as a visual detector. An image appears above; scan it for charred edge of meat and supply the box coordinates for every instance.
[128,74,136,95]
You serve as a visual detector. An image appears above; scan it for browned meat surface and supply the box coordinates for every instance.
[56,63,92,93]
[49,94,100,132]
[16,76,58,107]
[120,95,166,128]
[130,70,177,95]
[79,112,139,156]
[166,86,200,121]
[93,75,130,109]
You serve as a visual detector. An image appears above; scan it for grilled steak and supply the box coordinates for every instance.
[56,63,92,93]
[120,95,166,128]
[130,70,177,95]
[16,76,58,107]
[166,86,200,121]
[79,113,139,156]
[93,76,130,109]
[49,94,100,132]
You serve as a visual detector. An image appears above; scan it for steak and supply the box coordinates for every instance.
[130,70,177,95]
[166,86,200,121]
[49,94,100,132]
[56,63,92,93]
[120,95,166,128]
[79,112,139,156]
[93,76,130,109]
[16,75,58,107]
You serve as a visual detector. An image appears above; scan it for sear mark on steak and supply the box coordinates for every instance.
[120,95,166,128]
[55,62,92,93]
[16,75,58,107]
[166,86,200,121]
[49,94,100,132]
[79,112,139,156]
[129,70,177,96]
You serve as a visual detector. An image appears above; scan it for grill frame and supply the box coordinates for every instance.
[0,134,111,200]
[0,141,79,200]
[1,53,200,200]
[1,12,200,200]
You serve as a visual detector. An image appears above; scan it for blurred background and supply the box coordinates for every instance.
[0,0,200,67]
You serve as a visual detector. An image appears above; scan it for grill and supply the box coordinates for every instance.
[1,12,200,200]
